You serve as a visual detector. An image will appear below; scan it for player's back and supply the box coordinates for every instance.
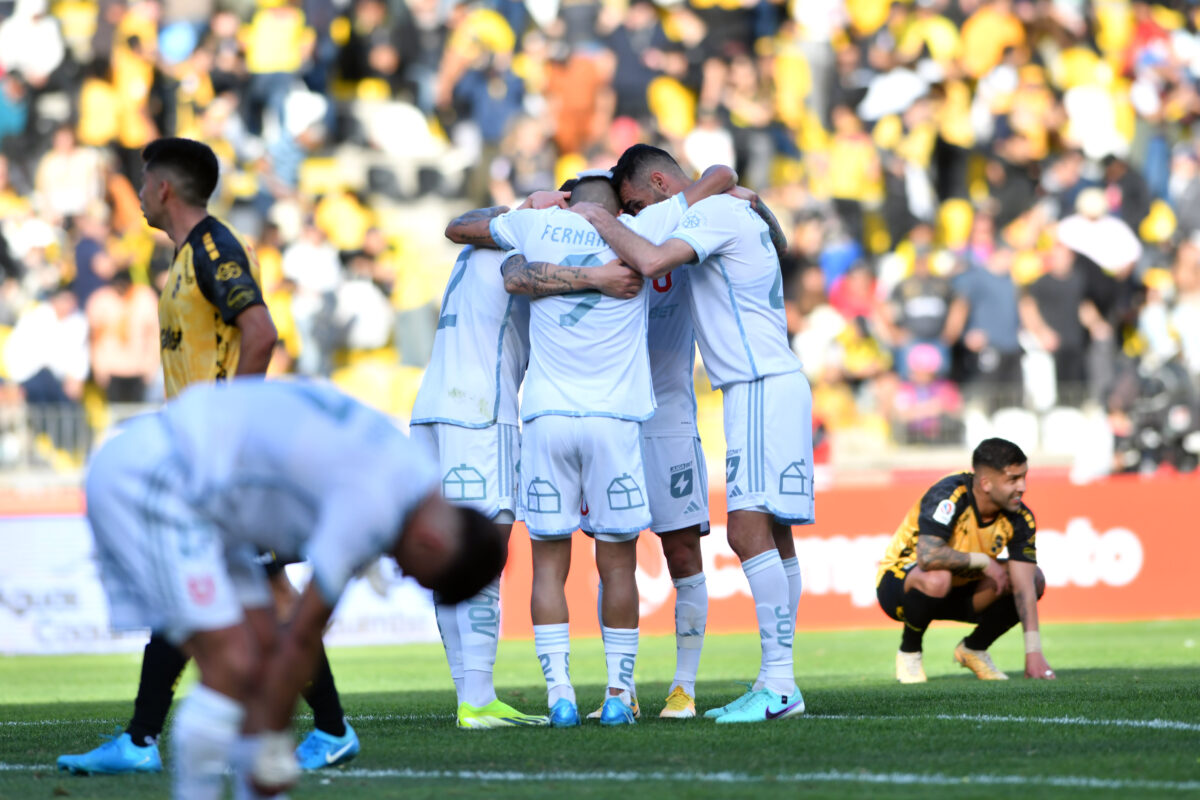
[670,194,800,389]
[162,379,437,565]
[411,246,530,428]
[493,206,653,422]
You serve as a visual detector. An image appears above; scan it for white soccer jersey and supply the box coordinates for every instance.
[411,247,530,427]
[667,194,803,390]
[159,380,440,605]
[489,207,653,421]
[622,195,698,438]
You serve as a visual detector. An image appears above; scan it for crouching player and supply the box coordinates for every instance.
[85,379,506,798]
[875,437,1055,683]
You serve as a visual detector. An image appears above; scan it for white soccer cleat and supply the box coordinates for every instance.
[896,650,927,683]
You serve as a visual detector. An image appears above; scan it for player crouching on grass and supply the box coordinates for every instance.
[875,437,1055,683]
[84,379,506,798]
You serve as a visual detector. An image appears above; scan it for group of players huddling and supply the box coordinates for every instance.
[57,138,1055,799]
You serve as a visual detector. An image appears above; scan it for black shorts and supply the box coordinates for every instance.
[257,550,291,578]
[876,569,982,624]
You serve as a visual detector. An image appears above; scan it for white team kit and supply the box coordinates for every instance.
[490,206,654,541]
[669,194,814,525]
[622,195,709,534]
[410,246,530,521]
[87,380,439,644]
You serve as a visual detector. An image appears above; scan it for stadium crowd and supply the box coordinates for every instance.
[0,0,1198,473]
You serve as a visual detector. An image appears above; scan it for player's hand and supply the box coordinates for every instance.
[983,558,1010,596]
[521,190,570,210]
[250,730,300,796]
[726,185,759,208]
[591,259,643,299]
[570,201,612,223]
[1025,651,1056,680]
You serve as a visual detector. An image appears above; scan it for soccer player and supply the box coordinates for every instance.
[446,172,655,727]
[85,379,506,799]
[573,145,811,724]
[57,138,353,776]
[417,188,647,729]
[875,437,1054,683]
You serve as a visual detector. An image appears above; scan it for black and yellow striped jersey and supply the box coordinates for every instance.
[159,216,266,399]
[876,472,1037,586]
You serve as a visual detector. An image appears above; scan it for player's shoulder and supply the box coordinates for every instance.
[919,472,972,522]
[1005,501,1037,532]
[187,216,253,269]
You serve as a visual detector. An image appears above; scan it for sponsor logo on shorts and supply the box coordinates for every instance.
[443,464,486,502]
[779,461,810,496]
[670,468,694,499]
[187,575,216,606]
[725,454,741,483]
[607,474,645,510]
[527,478,561,514]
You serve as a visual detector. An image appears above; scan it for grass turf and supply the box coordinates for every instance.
[1,620,1198,799]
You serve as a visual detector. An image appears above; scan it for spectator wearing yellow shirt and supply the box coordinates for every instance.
[828,103,881,244]
[241,0,315,137]
[960,0,1026,79]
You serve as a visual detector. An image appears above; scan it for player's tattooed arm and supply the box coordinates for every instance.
[573,204,695,279]
[445,206,509,246]
[916,534,974,574]
[502,253,641,299]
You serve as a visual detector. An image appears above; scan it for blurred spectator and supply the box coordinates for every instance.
[947,247,1023,408]
[333,249,393,352]
[489,115,555,208]
[282,217,340,375]
[892,342,963,444]
[241,0,314,137]
[606,0,666,121]
[880,243,953,378]
[453,51,524,204]
[1020,240,1090,406]
[85,268,159,402]
[0,0,66,90]
[33,126,105,225]
[3,282,88,406]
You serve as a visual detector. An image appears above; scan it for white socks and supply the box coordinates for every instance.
[437,578,502,707]
[533,623,574,706]
[671,573,707,697]
[742,549,795,695]
[230,735,289,800]
[460,578,501,707]
[171,684,245,800]
[782,556,802,624]
[601,625,639,695]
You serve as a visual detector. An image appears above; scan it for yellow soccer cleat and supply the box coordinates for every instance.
[658,686,697,719]
[456,699,550,729]
[953,640,1009,680]
[895,650,927,684]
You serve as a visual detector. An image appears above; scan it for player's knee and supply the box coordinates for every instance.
[191,628,261,703]
[660,533,702,578]
[913,569,952,598]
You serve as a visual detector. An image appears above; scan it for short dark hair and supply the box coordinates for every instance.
[427,507,507,605]
[567,175,618,211]
[141,137,219,207]
[558,178,579,193]
[972,438,1027,472]
[611,144,685,194]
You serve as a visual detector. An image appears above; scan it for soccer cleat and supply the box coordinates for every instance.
[586,694,641,720]
[598,695,638,726]
[295,721,360,770]
[896,650,928,683]
[57,729,163,775]
[953,640,1009,681]
[659,686,696,719]
[548,698,581,727]
[456,699,549,729]
[714,686,805,725]
[702,682,756,719]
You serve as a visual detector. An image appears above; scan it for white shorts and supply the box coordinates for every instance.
[722,371,815,525]
[410,422,520,523]
[643,435,710,535]
[86,416,271,646]
[521,415,650,542]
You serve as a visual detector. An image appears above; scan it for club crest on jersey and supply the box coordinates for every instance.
[187,575,216,606]
[933,499,956,525]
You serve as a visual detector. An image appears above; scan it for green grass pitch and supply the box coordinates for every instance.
[1,620,1198,799]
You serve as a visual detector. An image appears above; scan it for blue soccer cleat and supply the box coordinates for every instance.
[714,686,805,725]
[295,721,360,770]
[703,682,756,719]
[548,698,581,728]
[598,695,637,727]
[57,729,163,775]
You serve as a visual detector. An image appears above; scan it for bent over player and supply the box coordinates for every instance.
[85,379,506,799]
[876,437,1055,682]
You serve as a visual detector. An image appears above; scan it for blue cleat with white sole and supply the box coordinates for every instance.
[703,682,756,719]
[548,698,581,727]
[714,686,805,724]
[598,696,637,727]
[296,721,360,770]
[57,729,162,775]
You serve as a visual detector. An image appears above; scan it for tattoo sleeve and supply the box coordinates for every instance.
[916,534,975,575]
[755,198,789,255]
[445,206,509,246]
[501,253,594,297]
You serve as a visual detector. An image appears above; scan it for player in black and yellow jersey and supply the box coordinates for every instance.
[876,438,1055,683]
[59,139,356,778]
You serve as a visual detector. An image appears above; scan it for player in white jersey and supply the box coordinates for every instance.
[447,173,655,728]
[497,166,739,721]
[576,144,811,725]
[86,379,506,798]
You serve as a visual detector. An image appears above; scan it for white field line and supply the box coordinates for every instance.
[0,763,1197,792]
[3,712,1198,732]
